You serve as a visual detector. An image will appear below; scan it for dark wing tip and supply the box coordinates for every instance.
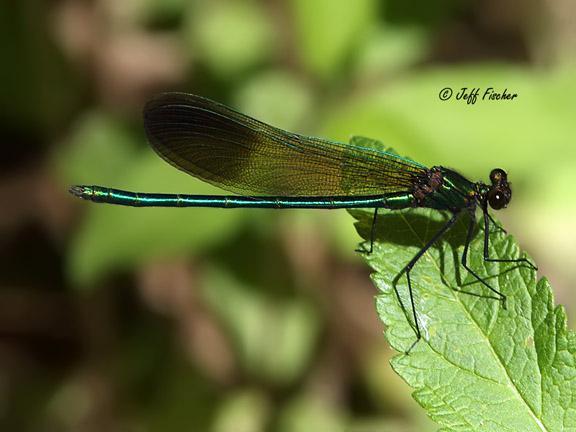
[144,91,184,112]
[143,92,221,144]
[143,92,220,119]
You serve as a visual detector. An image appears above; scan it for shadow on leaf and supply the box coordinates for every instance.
[349,208,527,302]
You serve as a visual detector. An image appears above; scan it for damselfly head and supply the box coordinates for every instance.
[486,168,511,210]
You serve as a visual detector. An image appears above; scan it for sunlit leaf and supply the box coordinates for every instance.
[354,27,428,78]
[235,70,314,132]
[213,390,271,432]
[351,206,576,431]
[291,0,377,80]
[56,111,139,184]
[184,1,274,78]
[202,267,320,385]
[277,395,346,432]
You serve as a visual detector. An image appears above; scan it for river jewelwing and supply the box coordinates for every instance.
[70,92,537,351]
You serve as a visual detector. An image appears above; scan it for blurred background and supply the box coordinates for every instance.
[1,0,575,431]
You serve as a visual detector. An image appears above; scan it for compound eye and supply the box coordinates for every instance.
[490,168,507,184]
[487,189,508,210]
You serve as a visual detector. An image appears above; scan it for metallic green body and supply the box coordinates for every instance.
[422,167,476,211]
[74,186,414,209]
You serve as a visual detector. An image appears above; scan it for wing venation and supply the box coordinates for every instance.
[143,93,427,197]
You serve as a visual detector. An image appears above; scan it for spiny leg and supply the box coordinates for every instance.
[399,212,459,353]
[484,211,507,234]
[461,210,507,308]
[482,209,537,271]
[356,208,379,254]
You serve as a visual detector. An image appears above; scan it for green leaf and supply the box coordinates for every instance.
[277,394,346,432]
[213,389,271,432]
[354,27,428,78]
[56,111,139,185]
[201,266,321,385]
[351,207,576,431]
[234,70,314,132]
[291,0,377,80]
[184,1,274,78]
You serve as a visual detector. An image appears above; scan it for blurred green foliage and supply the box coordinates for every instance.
[202,266,320,384]
[185,1,274,78]
[2,0,576,431]
[292,0,377,80]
